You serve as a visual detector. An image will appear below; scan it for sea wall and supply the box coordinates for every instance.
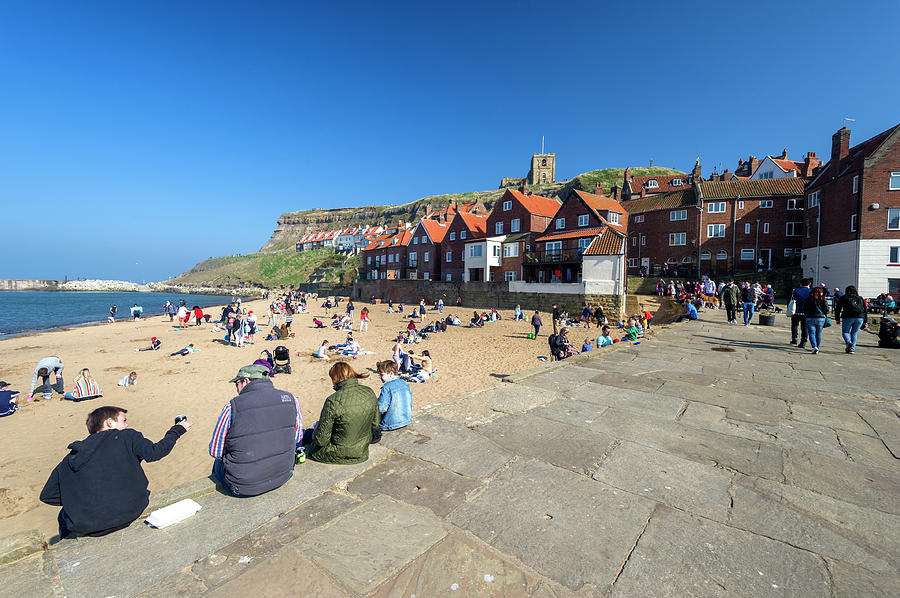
[0,279,62,291]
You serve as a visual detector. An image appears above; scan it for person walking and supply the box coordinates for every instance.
[108,305,117,323]
[722,280,739,324]
[740,282,756,326]
[790,278,812,348]
[359,306,370,332]
[834,285,867,354]
[531,310,542,338]
[552,304,561,335]
[803,286,829,354]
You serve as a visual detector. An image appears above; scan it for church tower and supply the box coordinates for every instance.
[528,153,556,185]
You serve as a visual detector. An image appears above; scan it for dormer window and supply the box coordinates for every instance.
[671,178,683,186]
[646,179,659,189]
[607,212,621,225]
[392,238,398,245]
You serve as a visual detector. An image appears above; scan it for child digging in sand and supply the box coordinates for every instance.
[118,372,138,387]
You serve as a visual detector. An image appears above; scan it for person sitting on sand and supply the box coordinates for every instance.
[28,356,65,402]
[407,320,417,332]
[313,317,325,328]
[136,337,161,352]
[170,344,197,357]
[64,369,103,402]
[0,381,21,417]
[117,372,138,387]
[376,360,412,431]
[40,405,192,539]
[317,340,330,360]
[306,362,379,465]
[621,318,641,341]
[419,350,434,374]
[581,338,593,352]
[597,326,613,347]
[470,311,484,327]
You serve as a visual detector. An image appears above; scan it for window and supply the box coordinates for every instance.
[646,179,659,189]
[387,254,393,263]
[641,236,646,246]
[422,236,428,244]
[708,202,726,213]
[806,220,811,238]
[628,258,638,267]
[635,215,645,223]
[504,271,516,281]
[423,272,429,280]
[671,178,683,186]
[541,158,547,166]
[850,214,857,232]
[700,250,711,260]
[632,236,637,246]
[424,251,430,262]
[716,250,727,260]
[367,257,372,265]
[760,200,773,208]
[556,217,566,229]
[503,200,512,211]
[469,245,482,257]
[808,191,819,208]
[503,243,519,258]
[670,209,687,221]
[460,230,466,239]
[682,257,693,263]
[669,233,686,246]
[786,222,802,236]
[408,252,417,266]
[412,237,418,244]
[541,172,547,183]
[578,214,589,227]
[890,247,900,263]
[787,198,802,210]
[759,171,774,179]
[381,272,386,279]
[784,248,793,257]
[446,251,452,262]
[511,218,520,232]
[763,222,770,234]
[392,238,398,244]
[744,223,751,235]
[890,172,900,190]
[852,175,858,194]
[495,222,504,235]
[395,253,399,262]
[741,249,755,261]
[889,208,900,230]
[450,232,456,241]
[738,201,744,210]
[666,257,677,264]
[708,224,725,238]
[446,274,452,281]
[545,241,562,254]
[607,212,621,225]
[578,238,592,251]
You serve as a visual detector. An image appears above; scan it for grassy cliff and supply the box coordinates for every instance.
[171,249,359,288]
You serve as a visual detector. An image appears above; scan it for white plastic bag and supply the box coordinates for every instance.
[145,499,202,529]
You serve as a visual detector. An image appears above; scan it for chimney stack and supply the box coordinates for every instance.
[748,155,760,176]
[803,152,819,176]
[832,128,851,169]
[610,184,619,200]
[639,185,646,199]
[780,148,788,160]
[594,181,603,195]
[691,158,702,182]
[722,168,731,180]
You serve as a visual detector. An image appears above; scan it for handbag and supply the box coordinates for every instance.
[824,316,832,328]
[786,299,796,316]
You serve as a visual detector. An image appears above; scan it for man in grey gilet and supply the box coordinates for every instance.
[209,364,302,496]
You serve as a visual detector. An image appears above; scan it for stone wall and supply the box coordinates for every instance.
[0,279,62,291]
[354,279,623,315]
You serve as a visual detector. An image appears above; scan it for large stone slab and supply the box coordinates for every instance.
[0,552,61,598]
[789,403,876,436]
[0,529,44,566]
[838,429,900,470]
[534,402,784,481]
[678,402,773,442]
[565,382,685,419]
[303,494,446,595]
[475,412,617,475]
[609,505,831,597]
[449,458,654,591]
[784,449,900,514]
[729,475,899,574]
[659,379,790,426]
[369,531,541,598]
[516,365,598,395]
[593,442,732,522]
[859,409,900,458]
[380,414,513,479]
[827,558,900,598]
[348,454,482,517]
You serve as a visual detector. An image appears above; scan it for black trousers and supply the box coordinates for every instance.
[724,303,737,322]
[791,315,808,344]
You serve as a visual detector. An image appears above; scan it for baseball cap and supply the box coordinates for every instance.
[0,381,9,389]
[228,364,270,383]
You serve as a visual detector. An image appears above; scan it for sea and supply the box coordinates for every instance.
[0,291,240,337]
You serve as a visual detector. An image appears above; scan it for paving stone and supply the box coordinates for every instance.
[678,402,773,442]
[587,372,664,393]
[250,490,360,547]
[0,528,44,566]
[625,356,703,374]
[838,430,900,469]
[729,475,900,574]
[134,568,207,598]
[659,379,790,426]
[381,414,513,479]
[429,386,509,427]
[593,441,733,522]
[348,454,482,517]
[516,366,596,394]
[209,545,352,598]
[827,558,900,598]
[784,449,900,515]
[368,531,541,598]
[609,505,831,597]
[486,383,564,414]
[858,409,900,458]
[476,412,617,475]
[564,382,685,419]
[789,403,876,436]
[534,403,784,481]
[449,458,654,592]
[304,494,446,594]
[0,552,61,598]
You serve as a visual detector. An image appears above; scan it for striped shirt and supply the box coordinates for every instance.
[209,398,302,458]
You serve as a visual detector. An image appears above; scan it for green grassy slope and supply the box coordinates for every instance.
[171,249,359,288]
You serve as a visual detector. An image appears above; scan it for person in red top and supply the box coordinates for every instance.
[193,306,204,326]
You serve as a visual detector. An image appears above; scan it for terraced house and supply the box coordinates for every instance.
[362,228,412,280]
[406,218,450,280]
[442,211,487,282]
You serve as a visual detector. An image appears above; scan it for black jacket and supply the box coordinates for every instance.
[40,425,185,536]
[803,297,829,319]
[835,294,867,320]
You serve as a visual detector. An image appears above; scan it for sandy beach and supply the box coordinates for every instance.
[0,298,567,540]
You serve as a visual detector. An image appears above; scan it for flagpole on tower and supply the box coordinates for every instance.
[541,136,544,154]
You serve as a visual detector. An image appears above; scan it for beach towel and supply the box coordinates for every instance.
[69,378,102,400]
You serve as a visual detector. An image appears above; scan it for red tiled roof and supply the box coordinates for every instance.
[584,228,625,256]
[456,212,487,236]
[417,218,450,243]
[628,175,687,194]
[771,158,803,174]
[622,189,697,214]
[535,227,606,242]
[571,190,628,232]
[809,124,900,189]
[506,189,561,218]
[699,177,809,199]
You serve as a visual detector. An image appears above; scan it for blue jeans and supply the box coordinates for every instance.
[805,317,825,349]
[36,375,65,397]
[58,508,71,539]
[841,318,864,351]
[211,459,242,497]
[742,302,755,324]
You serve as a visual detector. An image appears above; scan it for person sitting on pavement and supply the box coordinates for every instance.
[209,364,302,497]
[0,381,21,417]
[376,360,412,431]
[675,302,699,323]
[63,368,103,402]
[28,356,65,401]
[40,405,192,539]
[306,362,379,465]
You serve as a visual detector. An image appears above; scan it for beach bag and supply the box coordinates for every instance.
[824,317,832,328]
[786,299,796,316]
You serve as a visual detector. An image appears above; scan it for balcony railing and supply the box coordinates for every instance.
[524,250,583,264]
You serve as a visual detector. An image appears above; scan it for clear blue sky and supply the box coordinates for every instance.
[1,1,898,282]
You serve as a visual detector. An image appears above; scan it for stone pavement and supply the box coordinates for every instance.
[2,307,899,597]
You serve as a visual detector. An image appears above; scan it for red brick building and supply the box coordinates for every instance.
[407,218,450,280]
[362,228,413,280]
[442,212,487,282]
[484,187,560,281]
[802,123,900,297]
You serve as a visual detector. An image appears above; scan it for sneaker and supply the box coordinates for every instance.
[798,344,806,349]
[790,340,797,345]
[812,348,819,354]
[845,343,852,353]
[849,348,855,354]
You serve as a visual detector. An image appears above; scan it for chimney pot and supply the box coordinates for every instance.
[831,127,851,168]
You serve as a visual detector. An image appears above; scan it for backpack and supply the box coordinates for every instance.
[847,295,865,313]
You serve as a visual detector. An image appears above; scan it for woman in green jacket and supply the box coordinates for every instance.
[308,362,380,464]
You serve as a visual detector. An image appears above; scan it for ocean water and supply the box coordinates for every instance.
[0,291,240,336]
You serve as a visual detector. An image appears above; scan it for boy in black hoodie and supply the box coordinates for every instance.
[40,406,192,540]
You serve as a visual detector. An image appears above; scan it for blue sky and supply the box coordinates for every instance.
[1,1,898,282]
